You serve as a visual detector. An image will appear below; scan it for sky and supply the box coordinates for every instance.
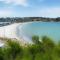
[0,0,60,18]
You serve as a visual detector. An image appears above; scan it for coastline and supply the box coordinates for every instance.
[0,21,50,45]
[0,23,20,39]
[0,22,33,45]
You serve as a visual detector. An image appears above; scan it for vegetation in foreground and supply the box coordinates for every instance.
[0,36,60,60]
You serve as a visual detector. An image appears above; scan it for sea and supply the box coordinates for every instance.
[17,22,60,42]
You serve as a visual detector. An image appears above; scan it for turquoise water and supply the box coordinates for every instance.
[18,22,60,42]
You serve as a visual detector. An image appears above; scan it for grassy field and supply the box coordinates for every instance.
[0,36,60,60]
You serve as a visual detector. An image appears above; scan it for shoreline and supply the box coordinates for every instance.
[0,22,33,45]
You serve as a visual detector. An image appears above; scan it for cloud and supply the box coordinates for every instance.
[39,7,60,18]
[0,9,12,17]
[0,0,28,6]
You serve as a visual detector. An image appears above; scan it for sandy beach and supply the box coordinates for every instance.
[0,23,21,39]
[0,22,33,46]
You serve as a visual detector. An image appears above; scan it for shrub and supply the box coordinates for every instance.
[6,40,23,60]
[32,35,40,44]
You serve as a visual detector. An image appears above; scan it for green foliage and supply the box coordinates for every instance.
[0,48,4,60]
[32,35,40,44]
[6,40,23,60]
[42,36,55,50]
[0,36,60,60]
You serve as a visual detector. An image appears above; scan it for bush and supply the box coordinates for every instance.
[0,36,60,60]
[32,35,40,44]
[6,40,23,60]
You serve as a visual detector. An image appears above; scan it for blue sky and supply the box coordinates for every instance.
[0,0,60,17]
